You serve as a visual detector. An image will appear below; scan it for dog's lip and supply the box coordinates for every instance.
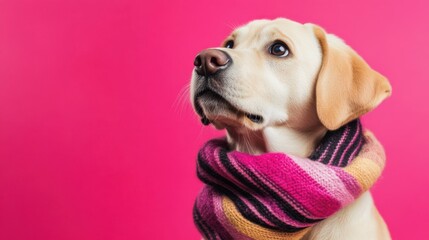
[193,89,237,116]
[194,89,264,125]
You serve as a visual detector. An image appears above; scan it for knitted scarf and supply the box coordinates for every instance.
[193,120,386,240]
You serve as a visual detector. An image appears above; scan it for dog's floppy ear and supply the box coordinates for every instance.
[311,25,392,130]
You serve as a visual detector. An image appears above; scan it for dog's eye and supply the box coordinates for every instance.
[269,41,289,57]
[224,40,234,49]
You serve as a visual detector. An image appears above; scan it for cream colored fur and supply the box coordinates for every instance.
[191,18,391,239]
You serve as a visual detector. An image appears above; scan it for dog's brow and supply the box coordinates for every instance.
[263,27,296,52]
[269,28,288,38]
[259,27,287,41]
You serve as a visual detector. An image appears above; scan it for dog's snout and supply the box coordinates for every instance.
[194,49,231,76]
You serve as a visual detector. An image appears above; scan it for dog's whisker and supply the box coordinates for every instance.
[172,84,191,117]
[225,22,239,31]
[245,135,250,153]
[251,129,263,141]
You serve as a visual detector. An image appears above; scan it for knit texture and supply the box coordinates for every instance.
[193,120,386,240]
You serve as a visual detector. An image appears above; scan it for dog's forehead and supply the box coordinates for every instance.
[231,18,309,43]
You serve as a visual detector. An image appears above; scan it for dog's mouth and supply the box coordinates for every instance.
[194,89,264,127]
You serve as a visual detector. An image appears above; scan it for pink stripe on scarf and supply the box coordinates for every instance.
[230,151,341,218]
[291,155,357,207]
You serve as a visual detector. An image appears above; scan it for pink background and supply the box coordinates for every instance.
[0,0,427,239]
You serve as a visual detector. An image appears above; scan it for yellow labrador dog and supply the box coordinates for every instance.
[190,18,391,240]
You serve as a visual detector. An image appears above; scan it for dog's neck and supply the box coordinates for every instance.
[226,125,327,157]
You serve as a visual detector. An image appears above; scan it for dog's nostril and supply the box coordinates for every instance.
[194,56,202,67]
[210,57,221,66]
[210,56,229,67]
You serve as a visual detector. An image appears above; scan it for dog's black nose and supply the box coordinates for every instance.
[194,49,231,76]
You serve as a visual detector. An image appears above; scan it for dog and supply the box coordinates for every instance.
[190,18,391,240]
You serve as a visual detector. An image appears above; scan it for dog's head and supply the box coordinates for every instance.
[190,18,391,132]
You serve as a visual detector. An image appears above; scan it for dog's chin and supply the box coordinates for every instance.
[194,90,264,130]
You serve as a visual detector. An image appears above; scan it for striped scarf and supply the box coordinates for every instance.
[193,120,386,240]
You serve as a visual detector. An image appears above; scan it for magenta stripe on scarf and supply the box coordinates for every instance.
[230,151,342,218]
